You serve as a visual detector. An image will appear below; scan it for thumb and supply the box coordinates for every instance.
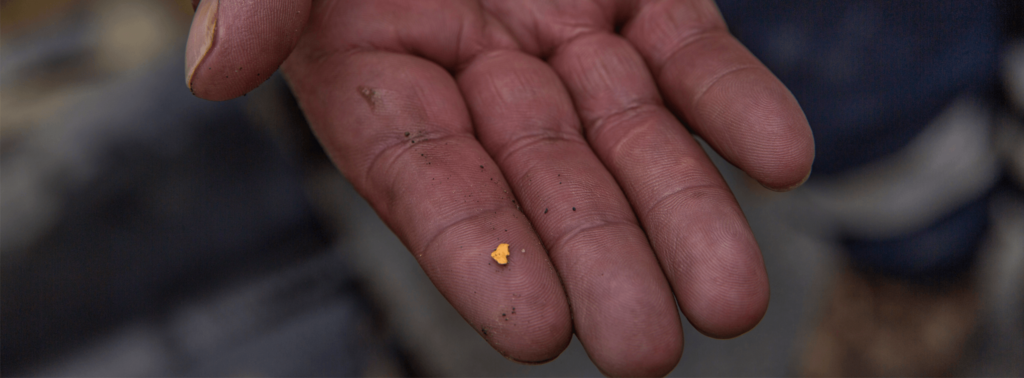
[185,0,311,101]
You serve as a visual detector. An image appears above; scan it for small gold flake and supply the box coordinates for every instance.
[491,243,510,265]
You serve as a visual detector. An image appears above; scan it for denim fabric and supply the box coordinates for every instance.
[717,0,1002,176]
[716,1,1004,279]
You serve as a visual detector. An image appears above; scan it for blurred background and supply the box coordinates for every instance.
[1,0,1022,376]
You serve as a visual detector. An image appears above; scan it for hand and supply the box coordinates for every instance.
[185,0,814,375]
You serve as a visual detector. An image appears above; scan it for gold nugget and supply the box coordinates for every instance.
[491,243,510,265]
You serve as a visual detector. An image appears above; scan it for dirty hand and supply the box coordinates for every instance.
[185,0,814,375]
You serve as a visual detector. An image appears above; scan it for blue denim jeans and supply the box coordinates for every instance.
[717,0,1004,280]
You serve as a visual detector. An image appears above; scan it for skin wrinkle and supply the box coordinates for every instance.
[548,218,643,264]
[547,34,662,125]
[507,154,603,217]
[590,112,717,208]
[482,1,612,58]
[552,35,663,121]
[412,176,490,237]
[545,27,605,60]
[689,68,763,162]
[647,29,715,89]
[412,210,558,297]
[363,132,471,218]
[365,144,522,263]
[411,76,468,130]
[452,8,470,69]
[451,14,521,72]
[506,153,576,206]
[625,10,720,73]
[297,44,363,77]
[687,64,761,117]
[482,63,543,105]
[512,157,646,254]
[458,3,505,63]
[302,52,442,133]
[322,53,473,198]
[474,2,544,56]
[615,132,678,200]
[556,230,655,294]
[493,130,588,167]
[581,53,659,111]
[433,4,517,70]
[481,138,634,247]
[459,52,578,129]
[416,205,516,266]
[309,1,500,72]
[464,4,520,64]
[459,53,586,156]
[641,181,723,223]
[391,5,433,58]
[586,102,663,157]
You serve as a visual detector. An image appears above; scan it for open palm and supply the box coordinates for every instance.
[186,0,814,375]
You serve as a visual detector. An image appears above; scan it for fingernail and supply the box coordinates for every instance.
[185,0,218,91]
[786,169,813,190]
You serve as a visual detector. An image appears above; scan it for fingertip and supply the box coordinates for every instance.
[569,260,684,377]
[476,268,573,364]
[702,67,815,192]
[751,135,814,192]
[761,166,812,193]
[747,86,815,192]
[185,0,311,101]
[686,262,770,339]
[576,286,683,377]
[694,292,769,340]
[592,330,683,377]
[498,316,573,363]
[665,203,771,339]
